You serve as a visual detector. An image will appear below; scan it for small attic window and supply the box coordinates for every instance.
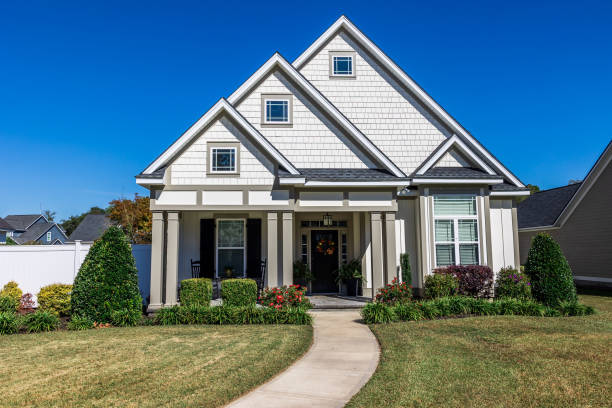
[207,142,240,175]
[330,51,356,77]
[261,94,292,126]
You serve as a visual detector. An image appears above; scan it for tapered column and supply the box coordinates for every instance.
[165,212,180,306]
[282,212,293,286]
[267,212,278,287]
[371,212,384,298]
[385,212,398,284]
[148,212,165,312]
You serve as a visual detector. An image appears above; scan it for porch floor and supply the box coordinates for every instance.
[307,295,370,309]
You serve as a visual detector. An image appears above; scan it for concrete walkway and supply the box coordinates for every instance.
[226,310,379,408]
[308,295,369,309]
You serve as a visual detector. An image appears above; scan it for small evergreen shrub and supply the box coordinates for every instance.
[0,311,20,335]
[525,233,577,306]
[1,281,22,304]
[221,279,257,307]
[496,267,532,300]
[434,265,494,297]
[37,284,72,316]
[180,278,212,307]
[374,278,412,304]
[259,285,312,309]
[361,303,397,323]
[68,315,94,331]
[71,226,142,323]
[24,311,59,333]
[110,308,141,326]
[424,273,459,299]
[0,295,19,313]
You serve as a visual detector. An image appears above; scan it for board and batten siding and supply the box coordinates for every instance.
[489,199,517,273]
[519,163,612,283]
[170,116,275,185]
[298,32,464,175]
[234,70,375,169]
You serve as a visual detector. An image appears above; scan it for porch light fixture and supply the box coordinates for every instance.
[322,213,333,227]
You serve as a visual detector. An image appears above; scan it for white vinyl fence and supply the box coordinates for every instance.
[0,242,151,304]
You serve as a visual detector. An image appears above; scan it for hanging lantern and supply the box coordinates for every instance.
[322,213,333,226]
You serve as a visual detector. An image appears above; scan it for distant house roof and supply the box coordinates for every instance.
[4,214,47,231]
[517,183,582,229]
[13,222,65,244]
[0,217,15,231]
[68,214,112,242]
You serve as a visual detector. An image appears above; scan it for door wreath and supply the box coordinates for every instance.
[316,238,336,256]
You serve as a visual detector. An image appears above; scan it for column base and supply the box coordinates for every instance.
[362,288,373,298]
[146,303,163,314]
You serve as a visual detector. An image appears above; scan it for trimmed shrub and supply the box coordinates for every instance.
[259,285,312,309]
[361,302,397,323]
[525,233,577,306]
[221,279,257,307]
[68,315,94,331]
[424,273,459,299]
[0,295,19,313]
[434,265,494,297]
[180,278,212,307]
[374,278,412,304]
[496,267,532,300]
[37,284,72,316]
[110,308,141,326]
[71,226,142,323]
[24,311,59,333]
[1,281,22,304]
[0,311,20,335]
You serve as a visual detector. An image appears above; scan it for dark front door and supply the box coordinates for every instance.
[310,230,339,293]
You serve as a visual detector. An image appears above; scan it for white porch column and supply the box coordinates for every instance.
[148,212,164,312]
[267,212,278,287]
[371,212,384,298]
[282,212,293,286]
[385,212,398,284]
[362,212,372,298]
[165,212,180,306]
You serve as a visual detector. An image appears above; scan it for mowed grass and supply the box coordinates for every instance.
[0,325,312,407]
[348,294,612,408]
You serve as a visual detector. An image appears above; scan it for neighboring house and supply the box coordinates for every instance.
[68,214,112,243]
[0,217,16,244]
[518,140,612,288]
[3,214,68,245]
[136,16,529,311]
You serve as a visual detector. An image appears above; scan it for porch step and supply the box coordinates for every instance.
[308,295,369,309]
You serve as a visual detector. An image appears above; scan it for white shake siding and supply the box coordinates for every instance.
[235,71,374,169]
[170,116,275,185]
[299,32,461,174]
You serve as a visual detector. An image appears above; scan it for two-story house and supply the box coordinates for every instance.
[3,214,68,245]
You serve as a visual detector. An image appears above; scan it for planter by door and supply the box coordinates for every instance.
[310,230,339,293]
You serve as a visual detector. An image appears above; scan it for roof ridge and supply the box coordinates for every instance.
[531,182,582,195]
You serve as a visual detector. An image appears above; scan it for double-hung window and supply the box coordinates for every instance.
[210,147,237,173]
[262,95,292,125]
[216,219,245,277]
[433,195,479,267]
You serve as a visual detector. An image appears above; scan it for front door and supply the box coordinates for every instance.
[310,230,339,293]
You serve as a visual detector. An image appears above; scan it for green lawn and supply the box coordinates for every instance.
[348,294,612,408]
[0,325,312,407]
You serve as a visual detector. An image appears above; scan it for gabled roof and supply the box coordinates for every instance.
[4,214,47,231]
[227,53,406,178]
[418,167,501,179]
[139,98,299,178]
[68,214,112,242]
[293,16,524,187]
[518,183,581,229]
[13,222,67,244]
[414,135,496,176]
[0,217,15,231]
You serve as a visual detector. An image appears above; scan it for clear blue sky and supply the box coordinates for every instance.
[1,0,610,221]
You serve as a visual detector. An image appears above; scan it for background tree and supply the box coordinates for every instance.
[108,194,151,244]
[43,210,56,222]
[517,183,540,203]
[61,206,108,236]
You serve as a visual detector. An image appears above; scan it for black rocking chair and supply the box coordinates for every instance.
[190,259,201,279]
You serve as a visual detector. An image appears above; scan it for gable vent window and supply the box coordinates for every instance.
[46,231,52,242]
[211,147,236,173]
[330,52,356,77]
[262,95,292,125]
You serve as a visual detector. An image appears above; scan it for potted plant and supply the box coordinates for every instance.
[224,265,234,278]
[293,261,315,294]
[334,259,362,297]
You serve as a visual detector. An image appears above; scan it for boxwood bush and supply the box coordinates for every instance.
[180,278,212,307]
[37,284,72,316]
[424,273,459,299]
[221,279,257,307]
[525,233,577,306]
[71,226,142,323]
[496,267,532,300]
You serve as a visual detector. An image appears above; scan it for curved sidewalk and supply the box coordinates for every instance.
[226,310,379,408]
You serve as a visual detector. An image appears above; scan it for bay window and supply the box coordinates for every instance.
[434,195,479,267]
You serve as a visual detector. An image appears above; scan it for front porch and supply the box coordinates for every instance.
[147,209,401,311]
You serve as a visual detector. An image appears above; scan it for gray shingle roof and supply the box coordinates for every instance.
[491,183,530,192]
[280,168,409,181]
[517,183,582,229]
[0,217,15,231]
[68,214,112,242]
[4,214,45,231]
[136,166,166,179]
[13,222,55,244]
[416,167,503,179]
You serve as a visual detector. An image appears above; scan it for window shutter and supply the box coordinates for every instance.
[200,219,215,279]
[246,218,262,279]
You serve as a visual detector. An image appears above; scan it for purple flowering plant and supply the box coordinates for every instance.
[495,267,532,300]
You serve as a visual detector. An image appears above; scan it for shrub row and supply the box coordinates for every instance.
[155,305,312,325]
[361,296,595,324]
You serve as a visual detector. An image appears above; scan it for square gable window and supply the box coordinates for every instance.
[330,52,356,77]
[208,143,239,174]
[262,95,292,125]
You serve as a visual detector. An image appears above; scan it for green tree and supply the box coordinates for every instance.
[71,226,142,323]
[61,206,107,236]
[43,210,56,222]
[524,233,576,306]
[108,194,151,244]
[517,184,540,203]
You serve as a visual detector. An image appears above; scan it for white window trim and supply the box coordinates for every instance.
[329,51,356,78]
[215,218,246,278]
[433,195,480,267]
[46,231,52,242]
[261,94,293,126]
[208,145,239,175]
